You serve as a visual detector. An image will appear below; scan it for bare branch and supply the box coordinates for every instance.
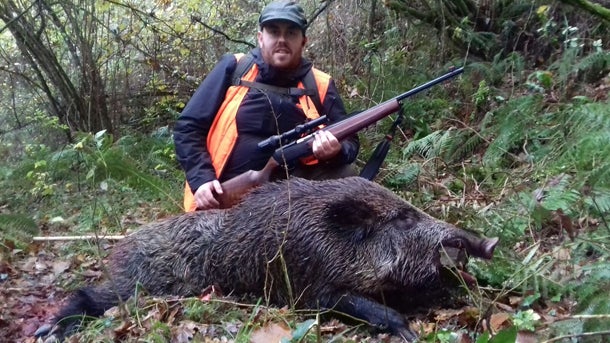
[190,15,255,48]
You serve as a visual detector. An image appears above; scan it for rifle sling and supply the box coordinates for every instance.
[237,79,316,97]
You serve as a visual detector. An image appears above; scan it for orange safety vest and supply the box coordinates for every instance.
[183,53,332,212]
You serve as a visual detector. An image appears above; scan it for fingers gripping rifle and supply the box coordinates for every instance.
[216,67,464,208]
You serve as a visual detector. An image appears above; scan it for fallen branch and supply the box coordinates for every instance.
[542,330,610,343]
[33,235,125,241]
[559,0,610,22]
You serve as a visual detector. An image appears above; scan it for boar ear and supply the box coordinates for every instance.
[324,196,377,228]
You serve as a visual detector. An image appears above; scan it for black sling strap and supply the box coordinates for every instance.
[359,107,405,181]
[231,53,325,115]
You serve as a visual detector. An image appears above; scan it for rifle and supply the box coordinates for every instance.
[215,66,464,208]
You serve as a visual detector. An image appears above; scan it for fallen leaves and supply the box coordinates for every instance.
[0,239,105,341]
[250,322,292,343]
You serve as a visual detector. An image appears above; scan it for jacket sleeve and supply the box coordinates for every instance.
[323,79,360,165]
[173,54,237,193]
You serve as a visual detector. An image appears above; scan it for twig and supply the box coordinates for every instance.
[308,0,334,29]
[555,314,610,321]
[542,330,610,343]
[190,16,255,48]
[33,235,125,241]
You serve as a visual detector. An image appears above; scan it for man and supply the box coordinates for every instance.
[174,0,359,211]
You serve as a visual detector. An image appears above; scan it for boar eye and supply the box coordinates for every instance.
[350,225,375,242]
[395,212,417,229]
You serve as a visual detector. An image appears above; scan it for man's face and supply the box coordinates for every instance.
[258,21,307,70]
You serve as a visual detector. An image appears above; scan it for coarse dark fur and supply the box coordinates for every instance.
[41,176,497,341]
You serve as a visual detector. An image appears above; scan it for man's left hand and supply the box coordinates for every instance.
[312,130,341,161]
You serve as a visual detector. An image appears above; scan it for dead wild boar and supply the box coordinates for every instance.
[39,176,498,341]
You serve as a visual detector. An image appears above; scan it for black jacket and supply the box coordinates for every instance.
[174,48,359,193]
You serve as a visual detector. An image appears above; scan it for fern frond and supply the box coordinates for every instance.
[575,50,610,78]
[402,131,444,159]
[481,95,544,167]
[585,188,610,215]
[467,52,526,86]
[436,128,456,161]
[549,47,581,87]
[566,102,610,138]
[0,214,39,245]
[587,162,610,188]
[559,102,610,177]
[449,130,484,162]
[97,148,175,200]
[385,163,421,188]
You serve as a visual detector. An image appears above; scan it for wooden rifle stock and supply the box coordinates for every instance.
[216,157,280,208]
[216,67,464,208]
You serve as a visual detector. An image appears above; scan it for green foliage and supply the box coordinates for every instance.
[475,327,517,343]
[467,52,526,87]
[383,163,421,189]
[282,319,317,343]
[65,130,182,207]
[403,129,454,161]
[182,298,244,324]
[0,213,38,251]
[549,264,610,342]
[421,329,462,343]
[576,49,610,82]
[0,128,183,235]
[512,309,541,331]
[480,94,544,168]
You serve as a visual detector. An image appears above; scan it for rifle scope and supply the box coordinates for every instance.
[258,115,329,151]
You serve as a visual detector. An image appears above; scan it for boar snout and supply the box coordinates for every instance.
[442,234,498,260]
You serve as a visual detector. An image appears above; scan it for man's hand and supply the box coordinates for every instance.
[194,180,224,210]
[312,130,341,161]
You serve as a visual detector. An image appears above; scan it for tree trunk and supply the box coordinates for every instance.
[0,0,114,137]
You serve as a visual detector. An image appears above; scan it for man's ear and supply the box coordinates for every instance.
[302,36,307,47]
[257,31,263,46]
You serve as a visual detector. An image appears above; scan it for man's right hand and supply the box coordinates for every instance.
[194,180,224,210]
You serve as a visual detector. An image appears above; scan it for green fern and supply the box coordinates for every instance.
[481,95,544,167]
[384,163,421,189]
[403,131,443,159]
[587,163,610,189]
[447,129,485,163]
[540,185,582,216]
[585,189,610,217]
[575,50,610,82]
[402,129,457,161]
[559,102,610,183]
[46,132,182,208]
[468,52,526,86]
[0,214,39,247]
[549,47,581,89]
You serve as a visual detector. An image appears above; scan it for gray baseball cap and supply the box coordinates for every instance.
[259,1,307,32]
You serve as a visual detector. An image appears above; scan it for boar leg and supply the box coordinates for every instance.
[325,293,417,341]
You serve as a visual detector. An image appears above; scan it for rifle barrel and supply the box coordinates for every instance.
[396,67,464,102]
[326,66,464,141]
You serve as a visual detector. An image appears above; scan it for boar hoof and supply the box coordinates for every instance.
[481,237,499,259]
[395,326,418,342]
